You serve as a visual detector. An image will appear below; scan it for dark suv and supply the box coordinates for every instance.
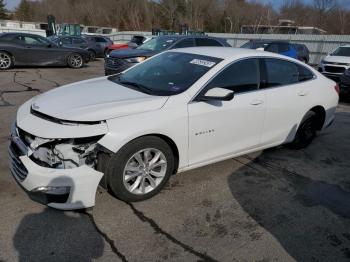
[294,43,310,63]
[83,35,113,58]
[104,35,230,76]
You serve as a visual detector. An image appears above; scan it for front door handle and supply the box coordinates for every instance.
[250,99,264,105]
[298,90,308,96]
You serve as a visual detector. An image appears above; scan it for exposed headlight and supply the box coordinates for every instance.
[125,57,146,63]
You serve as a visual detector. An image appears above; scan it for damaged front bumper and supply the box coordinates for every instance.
[9,101,108,210]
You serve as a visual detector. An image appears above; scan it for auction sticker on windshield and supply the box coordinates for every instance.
[190,59,216,68]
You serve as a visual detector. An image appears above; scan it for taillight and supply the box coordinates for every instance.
[334,84,340,95]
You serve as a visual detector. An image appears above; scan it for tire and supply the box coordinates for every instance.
[88,50,96,61]
[67,53,84,69]
[0,51,14,70]
[106,136,175,202]
[290,111,317,149]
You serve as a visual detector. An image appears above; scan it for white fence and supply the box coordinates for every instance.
[109,32,350,65]
[0,27,46,36]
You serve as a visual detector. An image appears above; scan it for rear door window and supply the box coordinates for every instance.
[278,43,290,53]
[95,37,107,43]
[298,65,314,82]
[265,43,279,53]
[173,38,195,48]
[195,38,222,47]
[62,37,72,44]
[263,58,299,87]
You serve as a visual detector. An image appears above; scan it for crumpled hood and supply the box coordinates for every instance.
[323,55,350,64]
[31,77,168,122]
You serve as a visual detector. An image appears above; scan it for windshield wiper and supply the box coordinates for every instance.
[119,80,153,94]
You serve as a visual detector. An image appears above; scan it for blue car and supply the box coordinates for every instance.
[241,40,298,60]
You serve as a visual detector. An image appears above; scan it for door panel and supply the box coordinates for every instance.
[188,92,266,165]
[188,58,266,165]
[260,58,311,146]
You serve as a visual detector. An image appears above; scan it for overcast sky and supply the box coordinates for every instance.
[5,0,21,10]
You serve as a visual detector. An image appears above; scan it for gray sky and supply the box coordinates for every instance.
[5,0,21,10]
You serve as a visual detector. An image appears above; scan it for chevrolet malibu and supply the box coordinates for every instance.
[9,47,339,210]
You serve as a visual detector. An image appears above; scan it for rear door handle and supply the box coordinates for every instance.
[250,99,264,105]
[298,90,308,96]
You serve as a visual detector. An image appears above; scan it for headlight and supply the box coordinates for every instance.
[320,59,325,65]
[345,69,350,76]
[125,57,146,63]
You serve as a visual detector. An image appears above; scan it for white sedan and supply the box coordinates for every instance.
[9,47,339,210]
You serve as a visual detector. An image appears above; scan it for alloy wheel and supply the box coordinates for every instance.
[123,148,167,195]
[70,55,83,68]
[0,53,11,69]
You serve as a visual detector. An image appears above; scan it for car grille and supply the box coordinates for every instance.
[8,141,28,182]
[324,66,346,74]
[105,57,126,68]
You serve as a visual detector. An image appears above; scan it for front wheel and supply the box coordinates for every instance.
[106,136,174,202]
[67,53,84,69]
[0,51,14,70]
[290,111,317,149]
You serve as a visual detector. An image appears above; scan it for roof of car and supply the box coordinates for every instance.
[172,46,290,60]
[156,34,222,40]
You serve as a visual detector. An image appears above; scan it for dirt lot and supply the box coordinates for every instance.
[0,60,349,262]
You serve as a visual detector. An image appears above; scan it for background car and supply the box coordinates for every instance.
[49,35,105,60]
[318,45,350,81]
[241,40,298,60]
[105,35,152,56]
[340,68,350,99]
[294,43,310,63]
[104,35,231,75]
[0,33,90,69]
[83,35,113,59]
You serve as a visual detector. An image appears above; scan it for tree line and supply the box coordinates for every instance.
[5,0,350,34]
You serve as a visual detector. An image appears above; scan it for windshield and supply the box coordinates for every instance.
[108,52,222,96]
[332,47,350,57]
[136,37,176,51]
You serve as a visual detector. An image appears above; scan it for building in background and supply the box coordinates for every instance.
[241,19,326,35]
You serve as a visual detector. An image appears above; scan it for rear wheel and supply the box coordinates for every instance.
[290,111,317,149]
[88,49,96,61]
[106,136,174,202]
[0,51,13,70]
[68,53,84,69]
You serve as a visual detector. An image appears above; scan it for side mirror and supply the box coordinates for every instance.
[200,87,234,102]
